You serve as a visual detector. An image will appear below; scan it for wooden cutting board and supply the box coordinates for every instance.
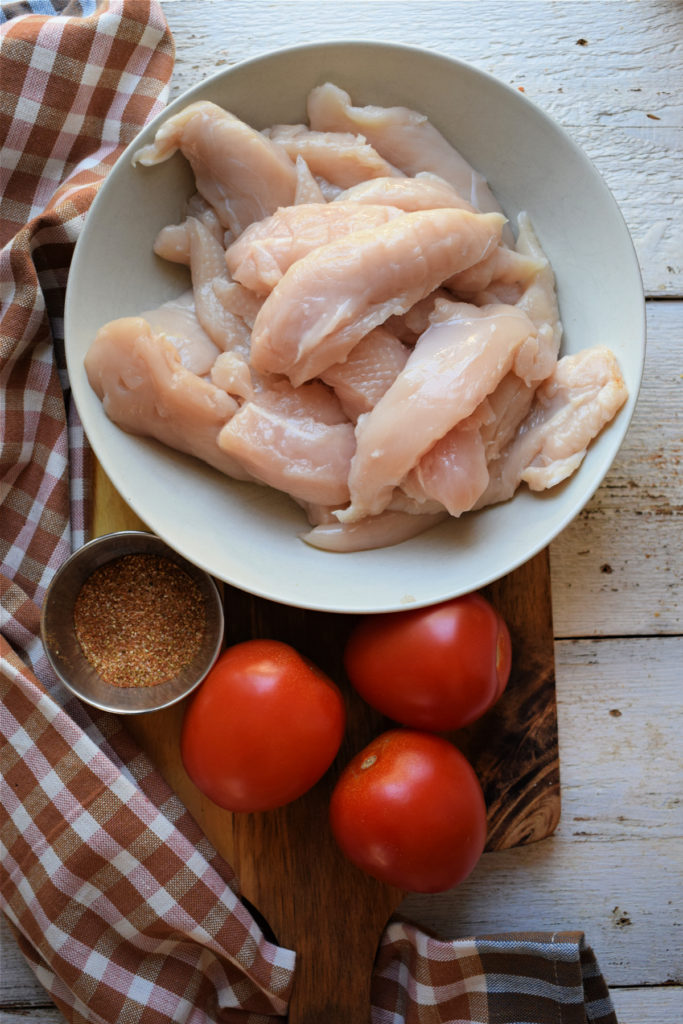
[93,462,560,1022]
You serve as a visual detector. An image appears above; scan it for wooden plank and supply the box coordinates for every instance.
[553,638,681,844]
[0,925,48,1011]
[163,0,683,298]
[611,986,683,1023]
[2,986,682,1024]
[550,301,682,637]
[0,1008,66,1023]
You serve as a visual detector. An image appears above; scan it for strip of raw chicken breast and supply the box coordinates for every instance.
[398,237,560,519]
[480,372,539,463]
[186,217,251,355]
[212,279,264,328]
[84,317,254,482]
[316,178,345,201]
[140,291,220,376]
[250,208,506,387]
[338,302,538,522]
[307,83,504,218]
[302,508,447,552]
[217,380,355,506]
[154,195,228,266]
[293,155,326,204]
[210,351,254,403]
[154,222,193,265]
[403,210,561,512]
[463,214,563,465]
[320,326,410,420]
[514,212,563,359]
[225,202,405,294]
[264,124,403,187]
[385,289,453,344]
[475,346,628,509]
[334,171,475,212]
[446,245,546,296]
[132,101,298,235]
[401,401,494,517]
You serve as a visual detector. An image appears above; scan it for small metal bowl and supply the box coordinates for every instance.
[40,531,224,714]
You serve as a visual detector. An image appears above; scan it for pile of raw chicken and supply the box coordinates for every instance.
[85,83,628,552]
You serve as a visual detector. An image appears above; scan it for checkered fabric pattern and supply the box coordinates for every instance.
[0,2,296,1020]
[1,640,295,1022]
[374,923,618,1023]
[0,2,619,1021]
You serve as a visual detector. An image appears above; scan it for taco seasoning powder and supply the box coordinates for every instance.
[73,553,205,688]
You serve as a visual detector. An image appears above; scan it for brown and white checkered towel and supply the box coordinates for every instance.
[0,3,618,1021]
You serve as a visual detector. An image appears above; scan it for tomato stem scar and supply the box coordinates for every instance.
[361,755,378,770]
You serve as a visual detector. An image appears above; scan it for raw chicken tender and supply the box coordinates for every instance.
[385,289,453,344]
[461,215,564,466]
[320,326,410,420]
[477,346,628,508]
[302,508,447,552]
[84,318,252,482]
[133,101,298,235]
[339,302,538,522]
[217,380,355,506]
[264,124,402,187]
[315,178,345,202]
[293,155,326,204]
[212,279,264,327]
[140,291,220,376]
[210,351,254,402]
[186,217,251,355]
[225,202,405,294]
[154,193,230,268]
[514,212,563,358]
[479,372,538,463]
[400,265,561,516]
[446,245,546,296]
[402,402,494,517]
[334,172,475,212]
[247,378,349,426]
[467,216,561,365]
[154,222,194,265]
[307,83,504,218]
[250,208,506,386]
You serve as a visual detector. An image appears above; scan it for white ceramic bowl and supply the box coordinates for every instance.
[64,41,645,614]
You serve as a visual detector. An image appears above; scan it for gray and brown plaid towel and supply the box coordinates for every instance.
[0,3,619,1021]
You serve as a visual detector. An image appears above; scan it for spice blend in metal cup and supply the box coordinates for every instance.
[73,553,205,688]
[41,531,224,715]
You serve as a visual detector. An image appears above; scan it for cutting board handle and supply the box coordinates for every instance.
[285,878,401,1022]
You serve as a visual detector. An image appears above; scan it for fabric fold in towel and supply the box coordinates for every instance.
[375,922,618,1023]
[0,2,618,1021]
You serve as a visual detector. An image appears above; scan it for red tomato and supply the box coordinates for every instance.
[344,592,511,732]
[329,729,486,893]
[181,639,345,812]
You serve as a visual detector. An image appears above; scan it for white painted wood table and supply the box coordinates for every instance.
[1,2,680,1021]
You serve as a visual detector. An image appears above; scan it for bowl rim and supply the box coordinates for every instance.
[64,41,646,615]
